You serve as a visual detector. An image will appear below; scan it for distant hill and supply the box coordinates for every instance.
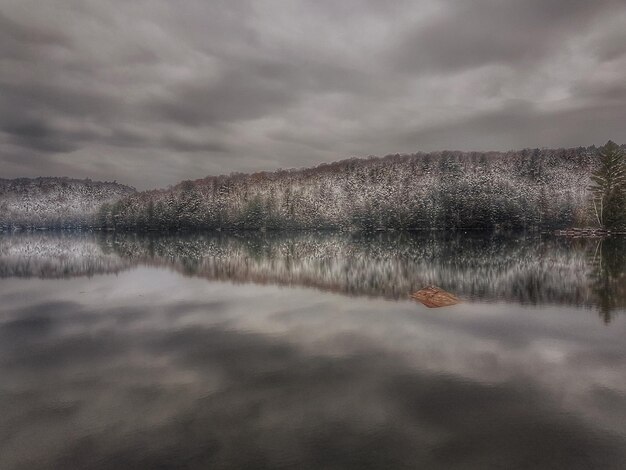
[0,177,135,230]
[101,146,603,231]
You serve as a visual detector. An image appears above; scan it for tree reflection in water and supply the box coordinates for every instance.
[588,237,626,323]
[1,231,624,320]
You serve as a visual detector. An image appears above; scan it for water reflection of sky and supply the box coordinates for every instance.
[1,264,625,469]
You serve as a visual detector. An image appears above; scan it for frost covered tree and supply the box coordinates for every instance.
[588,141,626,229]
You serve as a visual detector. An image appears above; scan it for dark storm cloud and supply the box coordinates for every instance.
[1,0,625,188]
[0,11,68,60]
[150,62,299,126]
[1,119,78,153]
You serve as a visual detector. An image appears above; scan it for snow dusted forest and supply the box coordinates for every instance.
[100,147,602,231]
[0,177,135,230]
[1,146,619,231]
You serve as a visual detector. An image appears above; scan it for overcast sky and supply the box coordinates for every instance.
[1,0,625,189]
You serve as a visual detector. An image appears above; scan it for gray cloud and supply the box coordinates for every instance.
[0,10,68,60]
[0,0,625,188]
[392,0,621,72]
[396,98,626,152]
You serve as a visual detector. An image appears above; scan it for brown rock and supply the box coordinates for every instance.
[411,285,460,308]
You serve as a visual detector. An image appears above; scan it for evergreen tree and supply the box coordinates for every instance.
[588,141,626,229]
[589,237,626,323]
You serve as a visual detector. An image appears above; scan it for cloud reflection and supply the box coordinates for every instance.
[0,271,625,469]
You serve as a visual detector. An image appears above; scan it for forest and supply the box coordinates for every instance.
[99,146,605,231]
[0,177,135,230]
[2,145,624,232]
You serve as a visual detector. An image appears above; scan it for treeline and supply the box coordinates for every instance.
[0,177,135,230]
[100,147,604,231]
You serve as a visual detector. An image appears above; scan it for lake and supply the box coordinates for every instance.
[1,232,625,469]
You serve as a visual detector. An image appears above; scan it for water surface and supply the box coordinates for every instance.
[1,232,625,469]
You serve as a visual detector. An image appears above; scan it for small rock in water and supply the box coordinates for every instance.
[411,286,460,308]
